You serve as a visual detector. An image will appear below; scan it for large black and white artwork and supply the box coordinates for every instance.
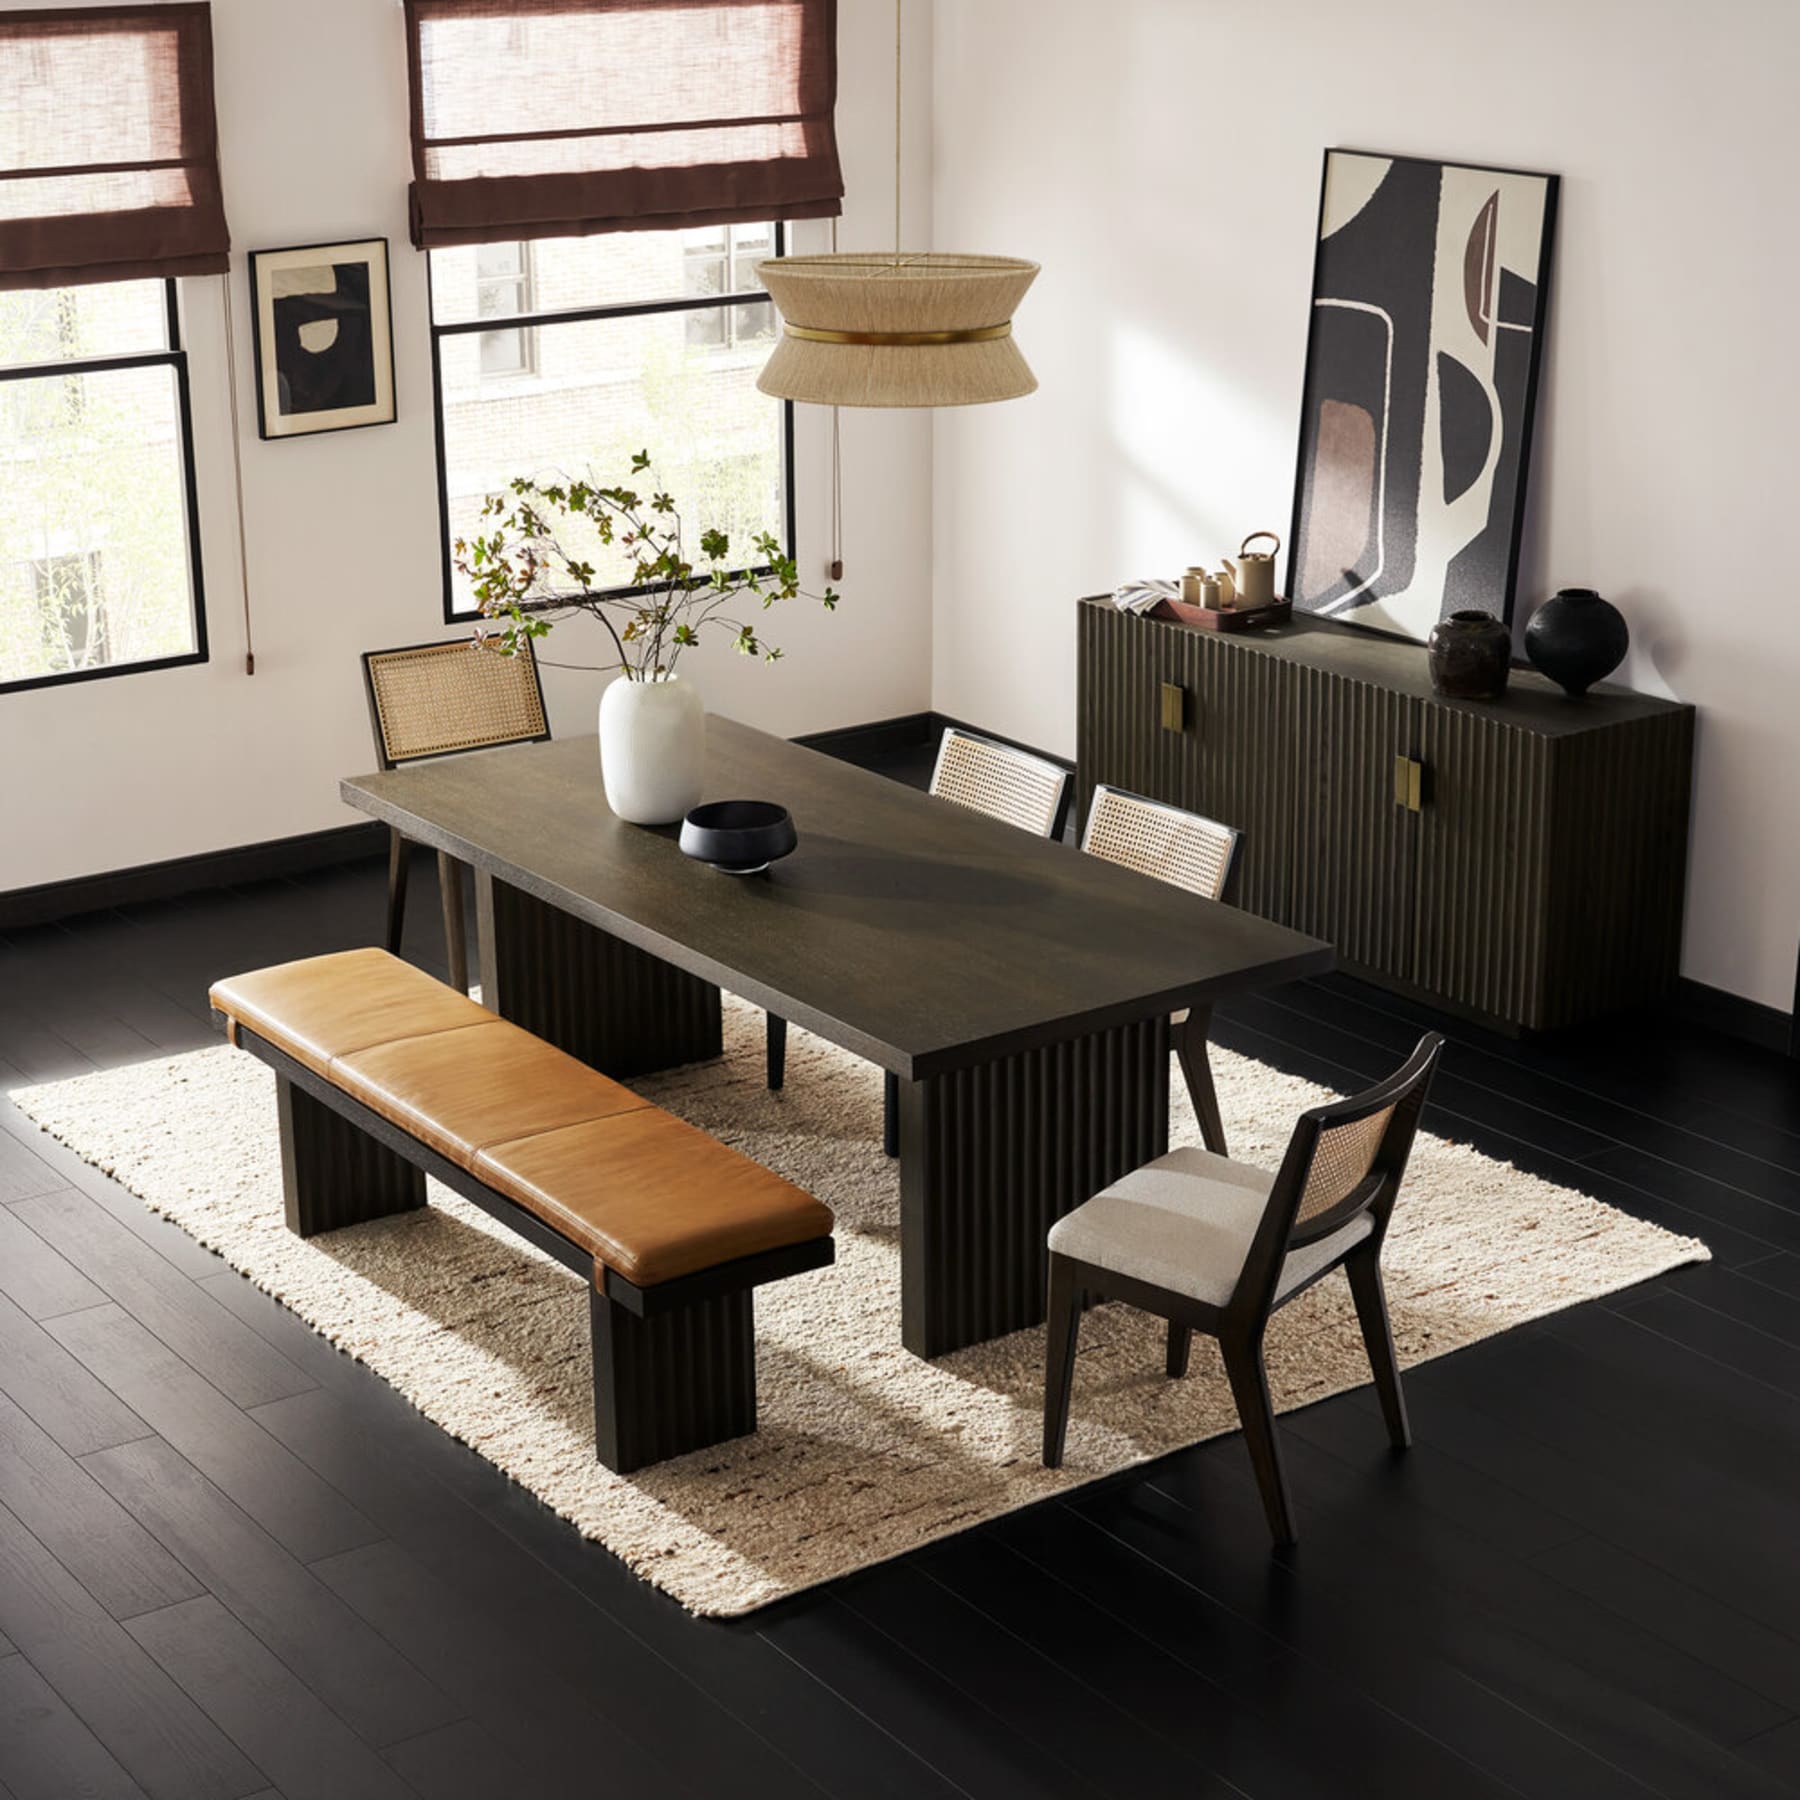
[249,239,395,440]
[1288,151,1557,642]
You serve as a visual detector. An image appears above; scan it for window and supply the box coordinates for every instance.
[682,225,776,350]
[475,242,535,379]
[429,223,792,621]
[0,280,206,693]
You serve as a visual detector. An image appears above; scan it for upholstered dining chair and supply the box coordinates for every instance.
[1081,784,1242,1156]
[1042,1031,1444,1547]
[765,726,1072,1156]
[362,638,549,995]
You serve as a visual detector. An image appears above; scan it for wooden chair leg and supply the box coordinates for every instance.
[385,828,410,955]
[1220,1332,1296,1547]
[883,1071,900,1159]
[1345,1247,1411,1450]
[437,851,468,994]
[1042,1256,1084,1468]
[1176,1005,1228,1156]
[1166,1320,1192,1378]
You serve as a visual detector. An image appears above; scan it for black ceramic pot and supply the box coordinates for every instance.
[1426,609,1512,701]
[679,799,797,874]
[1524,588,1629,698]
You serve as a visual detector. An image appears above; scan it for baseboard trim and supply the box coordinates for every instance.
[796,711,1075,776]
[1672,977,1797,1058]
[792,712,938,759]
[0,822,389,932]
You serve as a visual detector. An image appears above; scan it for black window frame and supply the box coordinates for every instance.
[428,221,796,627]
[0,279,208,698]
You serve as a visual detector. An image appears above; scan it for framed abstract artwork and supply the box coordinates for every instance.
[1287,151,1558,642]
[248,238,396,439]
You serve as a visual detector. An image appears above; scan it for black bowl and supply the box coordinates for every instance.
[678,799,797,874]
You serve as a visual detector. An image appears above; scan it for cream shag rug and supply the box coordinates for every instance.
[9,1000,1707,1618]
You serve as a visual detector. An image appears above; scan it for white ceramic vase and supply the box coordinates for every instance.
[598,671,705,825]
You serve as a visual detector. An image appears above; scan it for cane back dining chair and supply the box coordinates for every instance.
[764,727,1073,1156]
[362,638,550,994]
[1042,1031,1444,1546]
[1081,784,1242,1157]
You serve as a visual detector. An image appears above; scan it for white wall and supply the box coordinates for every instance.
[930,0,1800,1012]
[0,0,934,892]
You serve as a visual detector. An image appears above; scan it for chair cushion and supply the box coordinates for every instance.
[1046,1145,1372,1308]
[476,1109,835,1287]
[335,1018,650,1171]
[210,947,490,1079]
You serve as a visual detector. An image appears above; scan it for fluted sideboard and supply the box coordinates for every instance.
[1075,597,1695,1033]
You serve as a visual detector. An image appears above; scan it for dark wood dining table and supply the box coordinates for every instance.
[341,716,1333,1357]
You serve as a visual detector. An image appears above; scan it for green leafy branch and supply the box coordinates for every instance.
[451,449,839,680]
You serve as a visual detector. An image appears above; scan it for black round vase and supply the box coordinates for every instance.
[1524,588,1629,698]
[1427,609,1512,700]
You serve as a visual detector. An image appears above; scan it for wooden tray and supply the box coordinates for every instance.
[1150,596,1292,633]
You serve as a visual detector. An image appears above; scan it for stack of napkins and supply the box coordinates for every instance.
[1112,579,1178,615]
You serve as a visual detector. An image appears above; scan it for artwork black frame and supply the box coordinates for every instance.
[248,237,396,440]
[1286,149,1559,645]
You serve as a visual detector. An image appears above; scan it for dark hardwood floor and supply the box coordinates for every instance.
[2,745,1798,1798]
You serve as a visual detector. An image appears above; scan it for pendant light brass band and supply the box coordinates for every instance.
[781,320,1014,347]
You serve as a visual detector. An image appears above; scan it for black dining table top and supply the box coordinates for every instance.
[341,716,1334,1078]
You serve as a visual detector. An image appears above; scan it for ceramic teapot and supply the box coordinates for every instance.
[1222,531,1281,611]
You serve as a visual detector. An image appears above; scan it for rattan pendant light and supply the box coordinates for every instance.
[756,0,1038,409]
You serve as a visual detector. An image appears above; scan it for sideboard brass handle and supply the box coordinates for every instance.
[1160,682,1187,733]
[1393,755,1425,813]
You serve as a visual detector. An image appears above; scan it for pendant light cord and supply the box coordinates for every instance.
[219,273,256,675]
[824,0,905,578]
[893,0,903,256]
[829,216,843,579]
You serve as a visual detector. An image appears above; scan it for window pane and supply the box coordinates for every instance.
[0,280,168,370]
[0,362,198,683]
[479,326,531,375]
[684,307,727,349]
[475,242,525,280]
[431,225,768,324]
[440,301,784,615]
[684,252,727,301]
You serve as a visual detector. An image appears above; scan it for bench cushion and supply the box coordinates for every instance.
[212,948,832,1289]
[336,1020,649,1170]
[211,947,489,1079]
[477,1109,833,1287]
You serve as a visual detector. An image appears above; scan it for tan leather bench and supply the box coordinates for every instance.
[211,948,833,1472]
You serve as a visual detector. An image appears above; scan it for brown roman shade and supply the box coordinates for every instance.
[403,0,842,248]
[0,3,229,291]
